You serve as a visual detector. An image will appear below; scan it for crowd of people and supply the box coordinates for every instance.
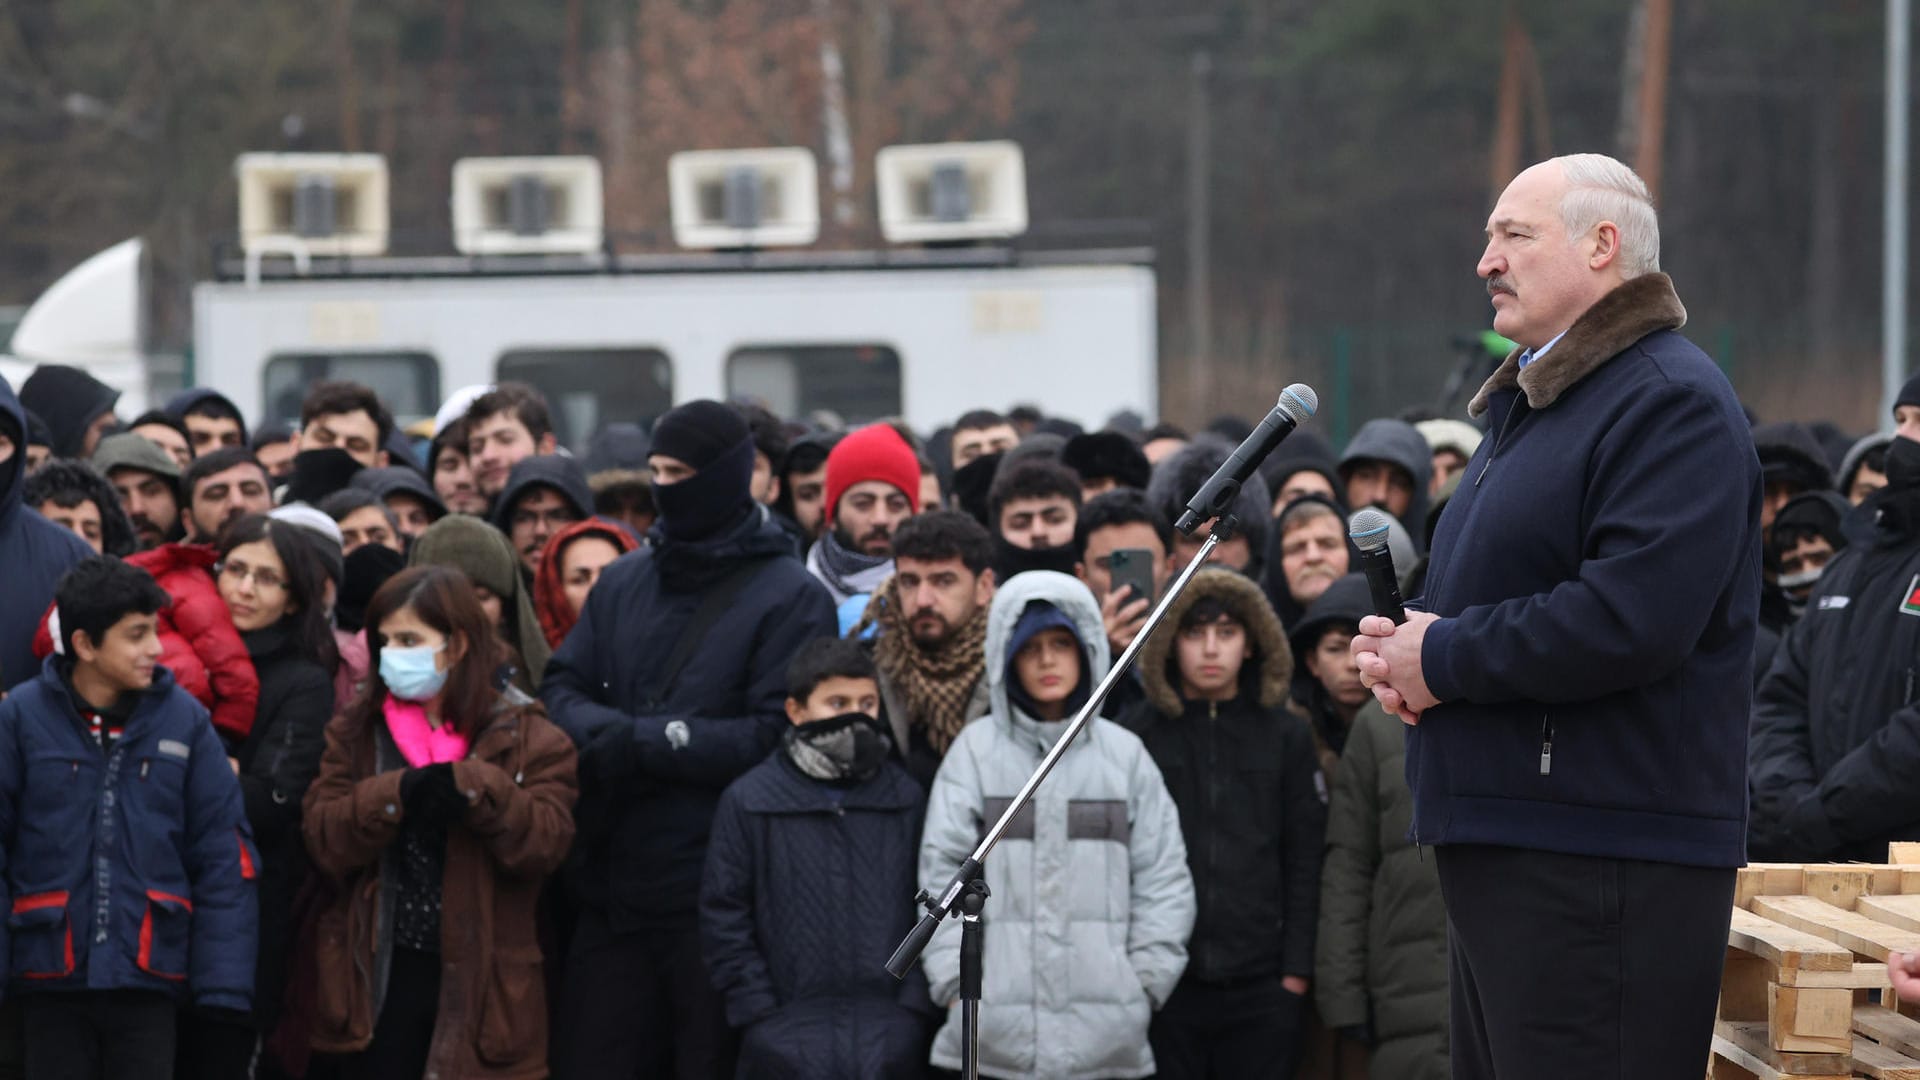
[0,343,1910,1080]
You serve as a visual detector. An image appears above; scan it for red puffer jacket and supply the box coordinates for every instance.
[35,543,259,742]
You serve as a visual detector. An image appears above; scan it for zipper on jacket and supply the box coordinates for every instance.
[1538,715,1554,776]
[1477,396,1531,487]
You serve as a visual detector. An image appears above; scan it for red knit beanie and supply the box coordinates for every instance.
[824,424,922,526]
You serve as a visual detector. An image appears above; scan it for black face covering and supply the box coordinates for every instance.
[783,712,893,785]
[991,534,1081,584]
[653,437,757,542]
[1886,436,1920,492]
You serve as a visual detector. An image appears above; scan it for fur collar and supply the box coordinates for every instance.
[1136,568,1293,719]
[1468,273,1688,419]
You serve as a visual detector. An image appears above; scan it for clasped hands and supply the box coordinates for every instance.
[1349,612,1442,725]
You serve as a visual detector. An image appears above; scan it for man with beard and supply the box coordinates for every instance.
[1750,379,1920,863]
[181,447,273,542]
[542,399,836,1080]
[770,431,834,539]
[1338,418,1431,550]
[989,458,1084,583]
[464,381,558,502]
[854,510,996,788]
[806,423,920,621]
[92,432,183,550]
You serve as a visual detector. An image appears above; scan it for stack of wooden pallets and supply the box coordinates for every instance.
[1712,845,1920,1079]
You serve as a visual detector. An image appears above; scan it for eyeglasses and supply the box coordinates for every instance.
[215,561,286,592]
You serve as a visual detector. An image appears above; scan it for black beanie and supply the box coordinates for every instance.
[651,400,750,472]
[337,543,406,633]
[1899,374,1920,413]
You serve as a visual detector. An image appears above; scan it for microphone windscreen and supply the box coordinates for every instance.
[1349,508,1394,553]
[1279,384,1319,422]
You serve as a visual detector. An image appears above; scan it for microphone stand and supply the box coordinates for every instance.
[886,513,1239,1079]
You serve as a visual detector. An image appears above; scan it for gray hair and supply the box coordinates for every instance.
[1555,153,1660,280]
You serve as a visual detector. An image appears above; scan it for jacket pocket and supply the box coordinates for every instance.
[475,945,547,1066]
[7,891,74,980]
[137,890,192,981]
[312,898,374,1046]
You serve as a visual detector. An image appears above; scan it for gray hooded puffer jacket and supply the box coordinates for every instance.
[920,571,1195,1080]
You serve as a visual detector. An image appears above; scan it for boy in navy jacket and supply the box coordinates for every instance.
[0,557,258,1079]
[700,637,931,1080]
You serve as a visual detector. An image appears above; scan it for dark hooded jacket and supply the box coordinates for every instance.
[1840,433,1894,500]
[1338,419,1433,552]
[18,364,119,458]
[163,388,249,444]
[1754,422,1837,498]
[489,454,593,533]
[540,480,838,929]
[1750,479,1920,861]
[1288,573,1374,774]
[1261,493,1354,632]
[352,465,447,520]
[700,749,932,1079]
[0,378,94,689]
[21,459,139,557]
[1116,569,1325,984]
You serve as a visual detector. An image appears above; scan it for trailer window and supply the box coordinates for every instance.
[263,352,440,430]
[726,344,902,425]
[495,348,674,454]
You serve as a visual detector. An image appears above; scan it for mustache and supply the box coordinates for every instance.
[1487,276,1515,297]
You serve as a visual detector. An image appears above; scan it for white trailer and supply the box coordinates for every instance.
[191,248,1157,450]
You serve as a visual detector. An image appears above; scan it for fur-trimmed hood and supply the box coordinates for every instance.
[1468,272,1688,419]
[1135,567,1293,719]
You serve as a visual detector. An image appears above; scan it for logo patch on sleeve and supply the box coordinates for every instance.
[1903,574,1920,618]
[157,739,191,761]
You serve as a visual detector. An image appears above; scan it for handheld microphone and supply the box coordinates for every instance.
[1175,383,1319,535]
[1348,508,1407,625]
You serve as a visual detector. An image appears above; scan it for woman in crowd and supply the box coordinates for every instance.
[532,517,636,649]
[303,565,578,1079]
[410,513,551,692]
[182,513,340,1077]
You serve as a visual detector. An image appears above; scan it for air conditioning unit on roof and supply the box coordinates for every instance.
[451,156,604,255]
[876,140,1027,244]
[236,153,389,257]
[668,148,820,249]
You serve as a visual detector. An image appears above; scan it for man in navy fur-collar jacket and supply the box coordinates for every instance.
[1353,153,1761,1080]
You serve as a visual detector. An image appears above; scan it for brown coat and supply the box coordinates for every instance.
[302,693,578,1080]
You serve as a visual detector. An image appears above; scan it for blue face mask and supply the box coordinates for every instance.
[381,644,448,702]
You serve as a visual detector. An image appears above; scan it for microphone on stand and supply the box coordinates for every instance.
[1348,508,1407,625]
[1175,383,1319,535]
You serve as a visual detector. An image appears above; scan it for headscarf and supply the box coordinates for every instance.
[408,514,551,689]
[533,518,637,649]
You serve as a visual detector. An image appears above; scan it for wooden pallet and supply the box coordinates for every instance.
[1713,847,1920,1080]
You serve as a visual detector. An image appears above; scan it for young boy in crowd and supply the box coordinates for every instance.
[919,571,1194,1080]
[700,638,932,1080]
[0,557,258,1079]
[1118,567,1327,1079]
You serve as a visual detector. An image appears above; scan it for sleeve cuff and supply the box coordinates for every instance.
[1422,617,1463,703]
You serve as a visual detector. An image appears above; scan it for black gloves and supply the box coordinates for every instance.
[400,762,468,825]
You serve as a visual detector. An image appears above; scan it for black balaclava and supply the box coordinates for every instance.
[653,436,756,543]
